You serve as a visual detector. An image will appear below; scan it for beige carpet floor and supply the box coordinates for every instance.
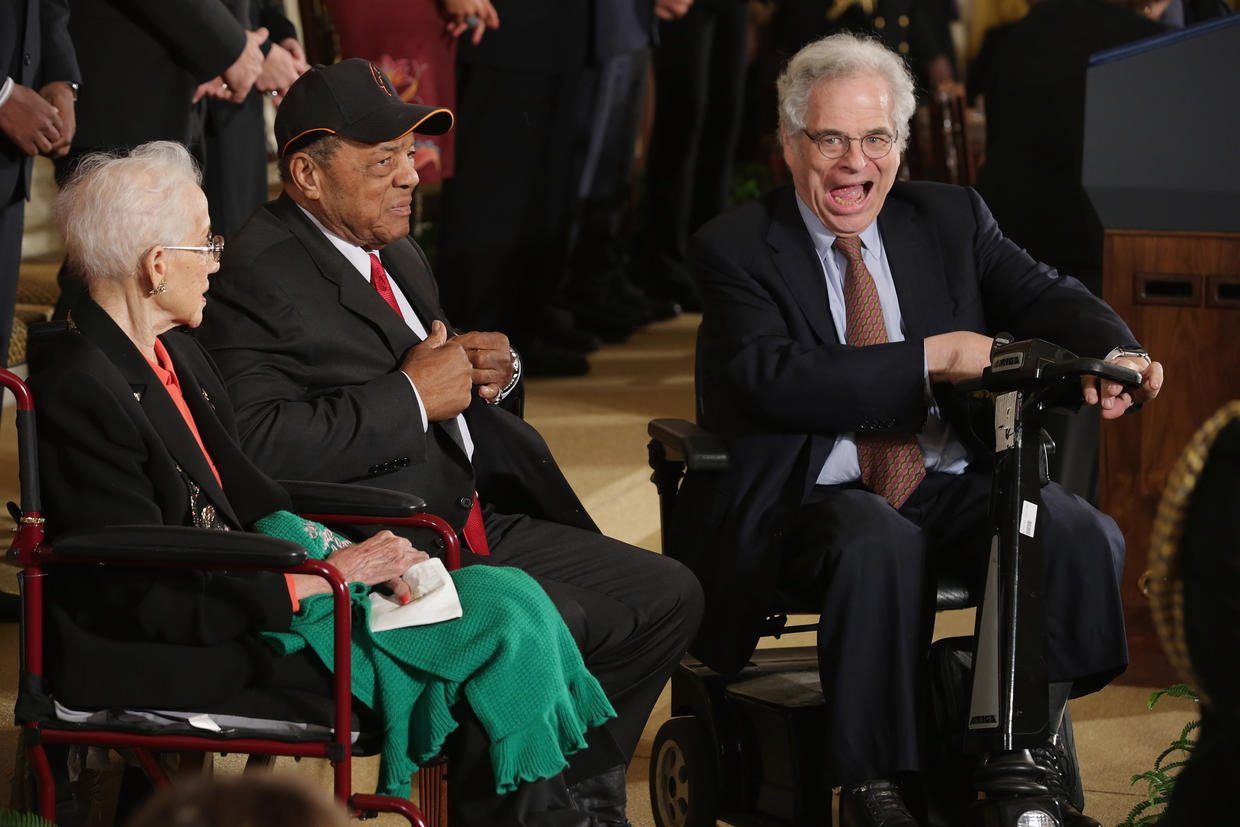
[0,311,1196,826]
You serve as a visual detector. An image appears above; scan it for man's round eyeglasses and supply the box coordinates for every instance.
[802,129,896,161]
[165,234,225,262]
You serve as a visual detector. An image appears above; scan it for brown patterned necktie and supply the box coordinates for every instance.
[834,234,925,508]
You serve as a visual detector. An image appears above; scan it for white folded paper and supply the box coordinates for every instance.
[367,557,463,632]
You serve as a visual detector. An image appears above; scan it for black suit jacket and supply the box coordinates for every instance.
[195,193,598,538]
[66,0,245,152]
[0,0,79,204]
[689,182,1142,674]
[27,298,295,708]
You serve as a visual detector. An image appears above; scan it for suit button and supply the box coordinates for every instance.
[458,496,473,509]
[24,53,32,65]
[434,538,445,550]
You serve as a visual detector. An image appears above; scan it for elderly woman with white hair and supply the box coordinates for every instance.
[29,140,613,826]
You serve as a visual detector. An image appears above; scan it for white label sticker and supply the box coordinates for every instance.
[1020,500,1038,537]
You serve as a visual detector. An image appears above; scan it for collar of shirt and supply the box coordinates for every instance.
[295,205,428,339]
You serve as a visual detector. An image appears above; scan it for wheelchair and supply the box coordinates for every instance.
[1,367,460,826]
[645,338,1140,827]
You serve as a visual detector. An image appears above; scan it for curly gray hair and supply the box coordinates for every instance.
[777,33,917,154]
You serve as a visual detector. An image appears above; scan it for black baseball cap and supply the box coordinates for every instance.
[275,59,454,158]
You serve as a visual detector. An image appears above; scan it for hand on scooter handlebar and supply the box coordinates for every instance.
[1083,353,1163,420]
[952,337,1157,419]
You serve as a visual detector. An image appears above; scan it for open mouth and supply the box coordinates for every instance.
[830,181,873,207]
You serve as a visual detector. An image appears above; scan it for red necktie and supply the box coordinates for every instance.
[368,253,404,320]
[371,250,490,553]
[834,235,926,508]
[463,493,490,555]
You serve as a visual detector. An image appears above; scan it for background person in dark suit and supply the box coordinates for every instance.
[50,0,268,318]
[642,0,749,313]
[689,33,1163,827]
[975,0,1167,296]
[61,0,265,163]
[194,59,704,827]
[0,0,78,365]
[558,0,669,347]
[202,0,309,239]
[436,0,596,375]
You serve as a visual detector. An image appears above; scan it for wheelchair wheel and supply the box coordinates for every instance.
[649,715,718,827]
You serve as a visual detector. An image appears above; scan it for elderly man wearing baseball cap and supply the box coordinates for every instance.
[195,58,705,827]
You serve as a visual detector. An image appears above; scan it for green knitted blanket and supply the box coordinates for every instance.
[253,511,615,797]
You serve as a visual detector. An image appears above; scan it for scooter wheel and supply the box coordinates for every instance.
[649,715,718,827]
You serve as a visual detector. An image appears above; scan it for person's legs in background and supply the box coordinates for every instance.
[439,64,587,376]
[644,0,749,311]
[0,196,24,367]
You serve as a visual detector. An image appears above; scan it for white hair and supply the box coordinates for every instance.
[777,33,917,153]
[55,141,203,286]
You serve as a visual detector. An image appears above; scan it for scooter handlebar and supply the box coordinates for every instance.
[954,353,1143,395]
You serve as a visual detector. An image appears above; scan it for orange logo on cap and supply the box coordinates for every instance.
[369,63,392,96]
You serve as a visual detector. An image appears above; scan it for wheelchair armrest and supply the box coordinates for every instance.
[278,480,427,518]
[648,418,729,471]
[51,525,307,568]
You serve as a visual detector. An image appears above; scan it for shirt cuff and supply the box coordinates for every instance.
[1105,346,1152,366]
[0,77,15,110]
[398,371,430,431]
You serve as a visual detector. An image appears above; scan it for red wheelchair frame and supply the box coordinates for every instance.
[2,367,459,825]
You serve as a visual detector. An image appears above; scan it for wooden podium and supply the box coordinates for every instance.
[1098,230,1240,686]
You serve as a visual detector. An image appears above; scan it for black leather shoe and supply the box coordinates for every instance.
[839,779,918,827]
[1030,744,1101,827]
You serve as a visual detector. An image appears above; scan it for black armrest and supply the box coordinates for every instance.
[278,480,427,518]
[52,526,306,568]
[648,418,729,471]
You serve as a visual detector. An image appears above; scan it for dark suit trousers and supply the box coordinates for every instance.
[446,704,586,827]
[438,64,579,345]
[0,196,23,367]
[779,470,1127,786]
[645,0,748,284]
[203,94,270,239]
[464,510,705,782]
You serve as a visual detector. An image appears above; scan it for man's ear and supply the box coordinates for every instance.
[780,124,798,167]
[287,153,322,201]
